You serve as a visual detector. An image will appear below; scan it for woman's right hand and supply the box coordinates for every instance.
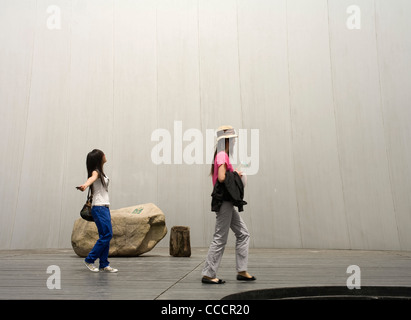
[76,185,87,192]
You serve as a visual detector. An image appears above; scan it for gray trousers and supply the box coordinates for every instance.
[202,201,250,278]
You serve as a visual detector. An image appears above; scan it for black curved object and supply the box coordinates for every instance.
[222,286,411,300]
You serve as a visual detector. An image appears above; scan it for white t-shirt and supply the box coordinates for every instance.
[92,174,110,206]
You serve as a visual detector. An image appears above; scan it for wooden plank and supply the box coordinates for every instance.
[198,0,243,130]
[287,0,350,249]
[11,0,72,249]
[198,0,244,246]
[0,0,36,249]
[111,0,158,210]
[236,0,301,248]
[60,0,115,248]
[0,248,410,300]
[156,0,205,247]
[376,0,411,250]
[328,0,400,250]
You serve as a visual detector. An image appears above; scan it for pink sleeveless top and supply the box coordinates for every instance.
[212,151,234,186]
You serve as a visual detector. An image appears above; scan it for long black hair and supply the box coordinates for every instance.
[86,149,107,190]
[210,138,233,176]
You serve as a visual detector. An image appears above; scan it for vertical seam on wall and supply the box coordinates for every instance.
[285,0,303,249]
[326,0,351,249]
[10,0,39,249]
[373,0,401,249]
[112,0,116,204]
[235,0,245,131]
[235,0,253,247]
[58,1,74,248]
[197,0,207,246]
[197,0,203,136]
[155,2,159,206]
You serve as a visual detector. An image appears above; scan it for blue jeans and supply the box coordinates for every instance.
[85,206,113,268]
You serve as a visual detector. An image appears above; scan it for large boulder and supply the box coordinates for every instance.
[71,203,167,257]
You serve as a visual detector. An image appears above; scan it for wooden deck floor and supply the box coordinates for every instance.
[1,247,411,300]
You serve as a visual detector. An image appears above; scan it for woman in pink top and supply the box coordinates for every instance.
[201,126,255,284]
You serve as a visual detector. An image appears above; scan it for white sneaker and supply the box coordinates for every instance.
[84,261,99,273]
[100,266,118,273]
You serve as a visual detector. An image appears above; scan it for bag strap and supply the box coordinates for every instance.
[87,186,93,201]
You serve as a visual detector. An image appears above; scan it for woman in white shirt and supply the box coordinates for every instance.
[78,149,118,273]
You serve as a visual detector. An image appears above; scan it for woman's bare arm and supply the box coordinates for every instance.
[77,170,98,191]
[218,164,227,183]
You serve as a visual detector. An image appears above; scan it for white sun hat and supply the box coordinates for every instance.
[216,125,238,142]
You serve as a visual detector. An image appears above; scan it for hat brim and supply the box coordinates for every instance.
[216,134,238,142]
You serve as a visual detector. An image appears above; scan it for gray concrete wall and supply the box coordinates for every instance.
[1,0,410,250]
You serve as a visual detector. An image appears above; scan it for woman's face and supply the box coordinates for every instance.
[102,154,107,164]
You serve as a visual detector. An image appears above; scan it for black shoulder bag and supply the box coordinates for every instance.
[80,187,94,221]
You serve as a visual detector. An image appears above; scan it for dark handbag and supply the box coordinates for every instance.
[80,187,94,221]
